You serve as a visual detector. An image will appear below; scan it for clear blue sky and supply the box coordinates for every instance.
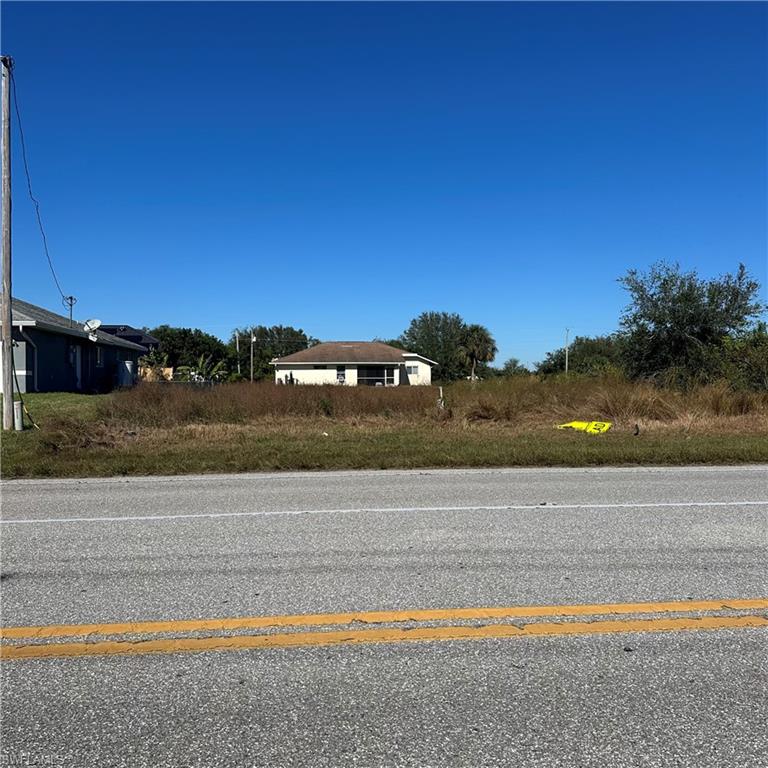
[3,1,766,366]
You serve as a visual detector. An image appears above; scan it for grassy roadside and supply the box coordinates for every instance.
[5,392,109,423]
[2,389,767,478]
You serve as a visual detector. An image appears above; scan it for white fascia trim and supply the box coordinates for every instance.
[26,319,93,340]
[401,353,438,366]
[10,320,145,352]
[273,361,405,367]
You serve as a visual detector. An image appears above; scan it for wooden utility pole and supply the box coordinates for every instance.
[1,55,13,430]
[564,327,570,377]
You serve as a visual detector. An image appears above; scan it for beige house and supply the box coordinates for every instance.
[272,342,436,386]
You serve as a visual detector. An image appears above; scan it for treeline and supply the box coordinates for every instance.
[141,314,497,383]
[140,325,318,382]
[141,262,767,389]
[534,263,767,390]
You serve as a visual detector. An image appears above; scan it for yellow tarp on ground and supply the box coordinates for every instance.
[557,420,612,434]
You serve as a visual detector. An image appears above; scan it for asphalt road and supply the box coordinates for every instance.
[1,466,767,767]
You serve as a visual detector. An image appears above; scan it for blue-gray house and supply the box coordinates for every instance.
[0,296,147,394]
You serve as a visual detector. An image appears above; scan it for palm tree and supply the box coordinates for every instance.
[459,325,498,381]
[175,354,228,383]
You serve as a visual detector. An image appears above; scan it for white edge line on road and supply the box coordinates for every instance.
[2,464,767,487]
[2,500,767,525]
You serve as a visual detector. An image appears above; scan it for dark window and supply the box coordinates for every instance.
[96,347,104,367]
[358,366,396,386]
[336,366,346,383]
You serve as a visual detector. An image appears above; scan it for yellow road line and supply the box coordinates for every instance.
[2,598,766,641]
[3,615,766,661]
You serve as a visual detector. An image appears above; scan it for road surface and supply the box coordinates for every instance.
[1,466,767,767]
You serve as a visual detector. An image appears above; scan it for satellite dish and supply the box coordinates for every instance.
[83,319,102,333]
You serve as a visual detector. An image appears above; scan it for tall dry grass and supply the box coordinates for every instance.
[99,382,438,427]
[449,377,768,424]
[101,377,768,429]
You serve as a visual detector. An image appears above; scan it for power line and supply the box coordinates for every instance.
[9,66,70,302]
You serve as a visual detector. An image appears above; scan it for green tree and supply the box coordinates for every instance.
[721,324,768,390]
[375,338,407,350]
[459,324,498,381]
[536,335,621,376]
[229,326,317,381]
[500,357,531,376]
[149,326,228,369]
[400,312,469,381]
[617,262,764,384]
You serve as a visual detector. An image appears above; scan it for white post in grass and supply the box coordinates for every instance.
[250,330,255,382]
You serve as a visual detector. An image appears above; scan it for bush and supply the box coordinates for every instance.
[721,328,768,391]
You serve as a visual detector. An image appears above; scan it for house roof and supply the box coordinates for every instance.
[101,325,161,347]
[1,296,148,352]
[273,341,436,366]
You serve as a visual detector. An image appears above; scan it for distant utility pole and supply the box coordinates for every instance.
[1,55,13,431]
[564,327,570,377]
[235,332,241,376]
[250,330,255,382]
[63,295,77,327]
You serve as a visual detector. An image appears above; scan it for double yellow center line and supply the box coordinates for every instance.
[2,599,766,661]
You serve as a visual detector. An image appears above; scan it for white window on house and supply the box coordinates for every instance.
[336,366,346,383]
[96,347,105,367]
[406,365,418,375]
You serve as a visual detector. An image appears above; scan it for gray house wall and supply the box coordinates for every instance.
[10,327,142,394]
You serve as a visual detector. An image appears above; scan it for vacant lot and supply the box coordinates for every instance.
[2,378,767,478]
